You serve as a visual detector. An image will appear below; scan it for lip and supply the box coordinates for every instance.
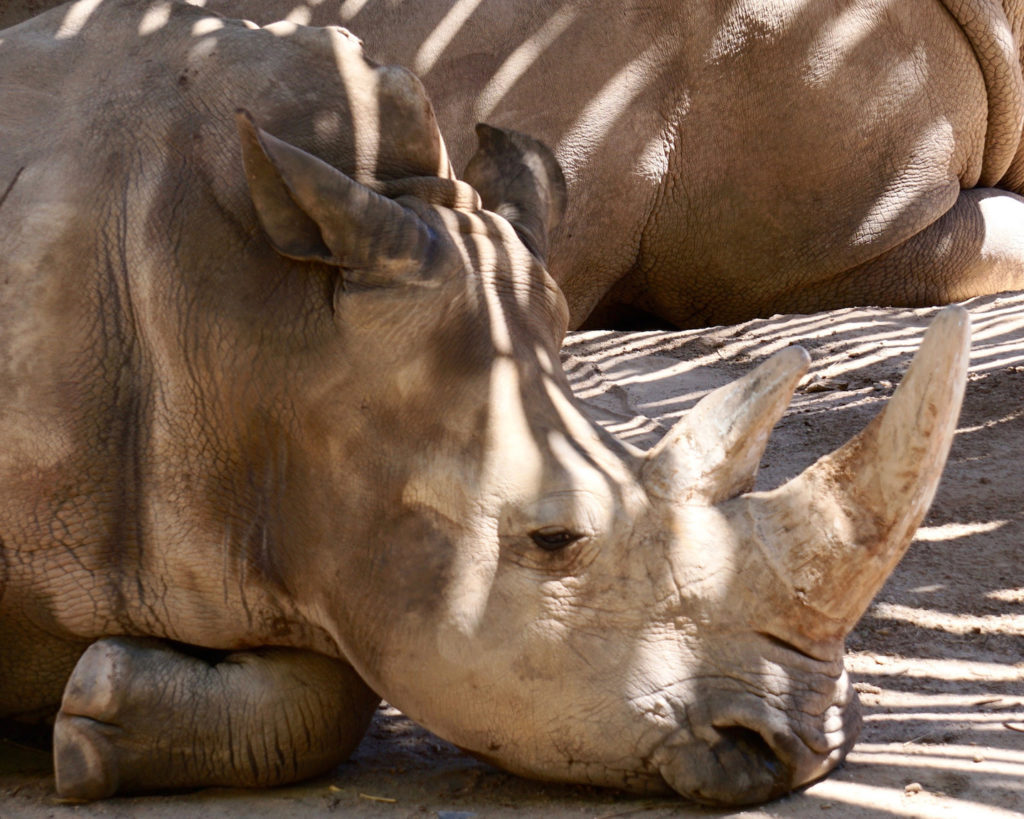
[651,724,793,805]
[650,696,862,806]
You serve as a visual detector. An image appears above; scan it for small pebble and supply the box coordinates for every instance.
[904,782,923,795]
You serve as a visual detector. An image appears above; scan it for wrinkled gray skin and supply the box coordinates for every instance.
[1,0,971,808]
[173,0,1024,328]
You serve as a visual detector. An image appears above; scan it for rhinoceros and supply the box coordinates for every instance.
[171,0,1024,330]
[1,0,970,807]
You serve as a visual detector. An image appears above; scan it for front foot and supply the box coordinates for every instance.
[54,637,379,799]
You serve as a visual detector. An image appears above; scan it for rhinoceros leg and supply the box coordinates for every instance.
[52,637,378,800]
[839,187,1024,306]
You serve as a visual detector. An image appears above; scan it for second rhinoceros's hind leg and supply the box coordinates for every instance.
[52,637,379,800]
[829,187,1024,308]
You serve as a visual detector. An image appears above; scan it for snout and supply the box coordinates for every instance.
[651,691,862,806]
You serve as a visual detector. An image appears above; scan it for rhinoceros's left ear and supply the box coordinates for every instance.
[462,124,566,261]
[236,110,434,281]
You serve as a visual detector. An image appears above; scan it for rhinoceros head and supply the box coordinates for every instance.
[234,112,968,805]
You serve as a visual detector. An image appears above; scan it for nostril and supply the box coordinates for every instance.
[712,725,785,781]
[655,721,802,806]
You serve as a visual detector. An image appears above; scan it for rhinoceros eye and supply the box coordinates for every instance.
[530,527,582,552]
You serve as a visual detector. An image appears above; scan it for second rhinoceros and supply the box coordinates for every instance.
[203,0,1024,329]
[1,0,969,807]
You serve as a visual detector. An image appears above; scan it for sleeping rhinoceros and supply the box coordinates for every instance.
[182,0,1024,329]
[1,0,970,807]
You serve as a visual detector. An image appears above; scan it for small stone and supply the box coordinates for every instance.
[854,682,882,695]
[904,782,923,795]
[974,753,985,763]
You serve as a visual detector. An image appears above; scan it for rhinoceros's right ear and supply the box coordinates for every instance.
[462,124,566,261]
[236,110,434,280]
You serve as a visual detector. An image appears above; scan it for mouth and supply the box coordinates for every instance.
[651,697,862,806]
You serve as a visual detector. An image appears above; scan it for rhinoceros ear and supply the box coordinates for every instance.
[236,110,434,280]
[462,124,566,261]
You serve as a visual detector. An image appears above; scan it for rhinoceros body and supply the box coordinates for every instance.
[176,0,1024,329]
[1,0,970,807]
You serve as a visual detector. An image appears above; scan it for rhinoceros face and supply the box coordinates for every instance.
[365,296,968,806]
[236,116,969,805]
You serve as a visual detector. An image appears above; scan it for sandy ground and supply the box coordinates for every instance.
[1,292,1022,817]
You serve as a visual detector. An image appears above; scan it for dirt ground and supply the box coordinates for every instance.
[1,293,1022,818]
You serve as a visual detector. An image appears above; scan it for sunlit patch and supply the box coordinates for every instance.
[556,39,673,163]
[635,123,679,184]
[438,569,504,661]
[338,0,370,19]
[915,520,1007,542]
[506,262,535,315]
[314,109,344,145]
[263,20,300,37]
[851,119,956,247]
[870,602,1023,636]
[988,588,1024,603]
[413,0,484,76]
[853,744,1024,776]
[803,4,878,87]
[188,34,217,61]
[55,0,103,39]
[469,222,513,357]
[806,776,1023,817]
[284,7,312,25]
[531,343,557,377]
[483,357,540,477]
[190,17,223,36]
[474,6,579,121]
[958,413,1022,434]
[705,0,804,63]
[845,654,1023,682]
[429,354,536,659]
[138,2,172,36]
[864,711,1024,731]
[333,31,379,184]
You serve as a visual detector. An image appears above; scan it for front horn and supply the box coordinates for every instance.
[733,306,970,642]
